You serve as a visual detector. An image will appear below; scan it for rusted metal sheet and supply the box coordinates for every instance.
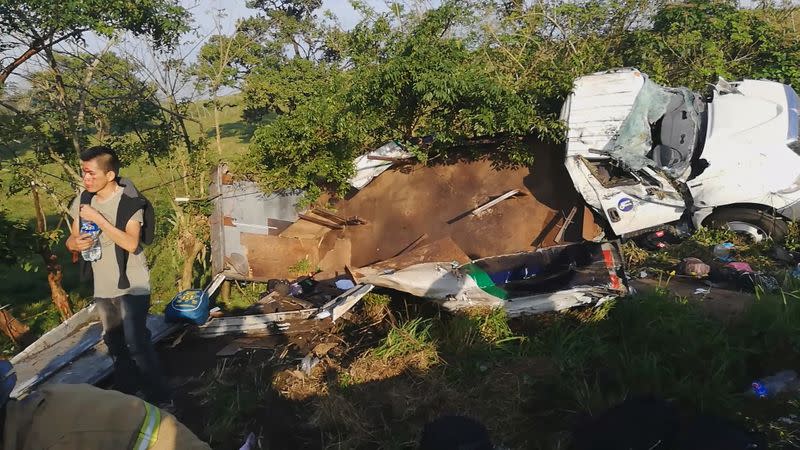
[236,233,320,281]
[210,164,307,281]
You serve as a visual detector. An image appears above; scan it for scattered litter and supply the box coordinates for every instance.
[769,245,798,264]
[312,342,337,357]
[750,370,799,398]
[639,270,648,278]
[678,257,710,278]
[712,242,735,262]
[289,282,303,296]
[300,353,320,375]
[726,262,753,273]
[335,279,355,290]
[792,263,800,279]
[712,264,779,293]
[239,432,258,450]
[693,288,711,295]
[778,416,797,425]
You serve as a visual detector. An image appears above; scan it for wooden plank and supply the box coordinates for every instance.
[297,214,343,230]
[278,218,330,240]
[366,155,408,162]
[311,208,347,225]
[206,273,227,297]
[554,206,579,243]
[471,189,521,216]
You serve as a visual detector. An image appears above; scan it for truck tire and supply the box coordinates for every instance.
[704,208,788,243]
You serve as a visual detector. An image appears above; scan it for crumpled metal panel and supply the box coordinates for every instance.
[209,165,305,280]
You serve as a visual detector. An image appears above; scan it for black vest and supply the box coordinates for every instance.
[78,179,155,290]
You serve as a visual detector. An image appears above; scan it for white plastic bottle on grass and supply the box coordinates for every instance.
[751,370,799,398]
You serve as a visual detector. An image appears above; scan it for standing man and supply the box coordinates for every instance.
[66,145,169,405]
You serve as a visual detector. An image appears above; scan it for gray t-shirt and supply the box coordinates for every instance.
[70,186,150,298]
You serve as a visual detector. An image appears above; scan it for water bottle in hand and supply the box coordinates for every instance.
[80,221,102,262]
[751,370,799,398]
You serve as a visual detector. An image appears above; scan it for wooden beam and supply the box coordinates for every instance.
[554,206,579,243]
[311,208,347,225]
[471,189,521,216]
[366,155,409,162]
[297,214,343,230]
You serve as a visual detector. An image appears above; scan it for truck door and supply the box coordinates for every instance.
[567,157,687,237]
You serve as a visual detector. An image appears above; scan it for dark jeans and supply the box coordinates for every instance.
[95,295,169,402]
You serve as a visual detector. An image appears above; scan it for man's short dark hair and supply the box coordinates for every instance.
[80,145,120,177]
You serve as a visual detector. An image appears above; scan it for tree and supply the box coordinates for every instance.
[0,209,35,345]
[623,0,800,89]
[194,14,263,154]
[0,0,189,86]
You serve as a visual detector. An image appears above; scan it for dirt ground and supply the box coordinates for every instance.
[630,276,756,321]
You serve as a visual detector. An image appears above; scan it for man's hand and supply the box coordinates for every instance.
[79,204,104,224]
[66,234,93,252]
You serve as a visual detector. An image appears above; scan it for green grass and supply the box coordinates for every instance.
[296,288,800,449]
[373,317,437,361]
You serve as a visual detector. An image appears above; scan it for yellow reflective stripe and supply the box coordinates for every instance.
[132,401,161,450]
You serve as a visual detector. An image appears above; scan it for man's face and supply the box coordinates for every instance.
[80,159,115,193]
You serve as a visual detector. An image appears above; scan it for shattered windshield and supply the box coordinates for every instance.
[608,77,703,178]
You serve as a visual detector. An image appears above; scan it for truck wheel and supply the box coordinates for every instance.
[704,208,788,243]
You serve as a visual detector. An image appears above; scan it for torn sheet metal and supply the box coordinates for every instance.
[195,283,374,337]
[210,165,306,281]
[11,274,226,398]
[358,242,627,317]
[11,313,177,398]
[565,69,645,159]
[349,141,414,189]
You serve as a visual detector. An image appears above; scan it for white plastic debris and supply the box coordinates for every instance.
[335,279,355,290]
[349,141,414,189]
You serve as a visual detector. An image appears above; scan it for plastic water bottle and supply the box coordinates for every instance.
[751,370,799,398]
[80,221,102,262]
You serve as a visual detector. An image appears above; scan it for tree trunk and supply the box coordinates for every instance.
[0,309,32,346]
[213,98,223,155]
[32,184,73,320]
[180,239,205,291]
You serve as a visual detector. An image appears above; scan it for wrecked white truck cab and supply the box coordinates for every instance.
[562,68,800,242]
